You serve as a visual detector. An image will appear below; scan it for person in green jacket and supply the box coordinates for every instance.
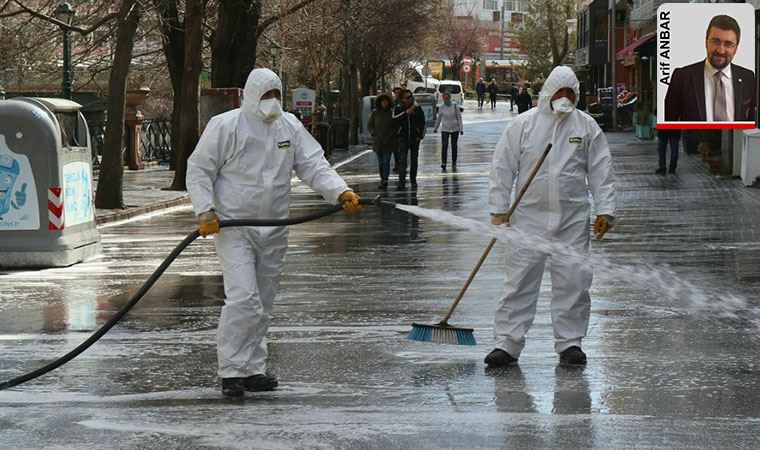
[368,93,396,190]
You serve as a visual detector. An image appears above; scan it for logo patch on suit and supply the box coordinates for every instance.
[277,140,291,150]
[569,137,582,144]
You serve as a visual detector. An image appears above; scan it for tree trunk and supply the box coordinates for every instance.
[94,0,142,209]
[170,0,204,190]
[155,0,184,170]
[211,0,261,88]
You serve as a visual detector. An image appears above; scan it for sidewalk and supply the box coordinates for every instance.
[93,144,372,225]
[604,131,760,247]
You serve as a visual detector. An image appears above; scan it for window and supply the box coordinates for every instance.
[483,0,497,10]
[439,84,462,94]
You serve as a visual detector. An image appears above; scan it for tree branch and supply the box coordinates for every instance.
[11,0,117,35]
[257,0,318,36]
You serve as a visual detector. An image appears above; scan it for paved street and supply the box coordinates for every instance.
[1,100,760,448]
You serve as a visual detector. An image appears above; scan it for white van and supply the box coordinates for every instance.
[403,67,440,94]
[436,80,464,111]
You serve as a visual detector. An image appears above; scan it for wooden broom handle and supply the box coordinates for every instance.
[440,143,553,325]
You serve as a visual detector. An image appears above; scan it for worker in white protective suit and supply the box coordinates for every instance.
[186,68,363,397]
[486,66,616,367]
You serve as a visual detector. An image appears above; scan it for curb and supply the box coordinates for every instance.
[95,195,191,226]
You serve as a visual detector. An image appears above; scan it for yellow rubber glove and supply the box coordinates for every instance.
[490,213,509,226]
[594,214,614,240]
[339,190,364,213]
[198,210,220,237]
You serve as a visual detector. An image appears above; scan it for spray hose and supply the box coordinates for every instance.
[0,196,393,391]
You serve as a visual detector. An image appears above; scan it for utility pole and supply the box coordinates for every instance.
[500,1,506,60]
[609,0,618,130]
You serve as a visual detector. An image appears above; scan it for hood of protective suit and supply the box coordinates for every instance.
[537,66,580,115]
[241,68,283,123]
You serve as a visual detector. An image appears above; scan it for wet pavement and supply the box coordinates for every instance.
[1,101,760,448]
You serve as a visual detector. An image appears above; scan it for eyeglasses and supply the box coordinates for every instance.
[708,38,736,49]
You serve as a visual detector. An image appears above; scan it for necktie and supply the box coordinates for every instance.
[713,71,728,121]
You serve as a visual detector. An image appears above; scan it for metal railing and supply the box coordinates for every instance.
[88,118,172,168]
[140,118,172,164]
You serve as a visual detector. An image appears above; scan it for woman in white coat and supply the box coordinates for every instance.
[486,66,616,368]
[433,92,464,171]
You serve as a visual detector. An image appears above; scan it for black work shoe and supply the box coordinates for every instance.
[378,182,388,190]
[396,184,405,191]
[484,348,518,367]
[222,377,245,398]
[559,346,587,365]
[441,164,447,172]
[243,374,278,392]
[655,168,666,175]
[668,168,676,174]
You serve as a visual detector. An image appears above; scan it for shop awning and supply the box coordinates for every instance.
[615,33,655,61]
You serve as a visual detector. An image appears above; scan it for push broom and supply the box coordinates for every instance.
[408,143,553,345]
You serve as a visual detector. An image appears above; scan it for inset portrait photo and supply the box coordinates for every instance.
[657,3,755,129]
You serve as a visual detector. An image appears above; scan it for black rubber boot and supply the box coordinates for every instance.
[559,346,587,365]
[484,348,518,367]
[222,378,245,398]
[243,374,278,392]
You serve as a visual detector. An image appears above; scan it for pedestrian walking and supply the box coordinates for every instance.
[656,129,681,175]
[487,78,499,109]
[476,78,487,109]
[509,83,519,112]
[186,68,363,398]
[391,86,403,174]
[392,89,426,190]
[486,66,616,368]
[515,85,532,114]
[433,91,464,172]
[368,93,396,189]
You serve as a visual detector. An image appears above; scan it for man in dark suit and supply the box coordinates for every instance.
[664,14,755,122]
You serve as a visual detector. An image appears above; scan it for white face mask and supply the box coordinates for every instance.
[259,98,283,122]
[551,96,575,115]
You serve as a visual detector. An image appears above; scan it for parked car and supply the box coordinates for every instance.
[436,80,464,111]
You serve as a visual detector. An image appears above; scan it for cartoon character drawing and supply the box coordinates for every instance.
[0,154,27,219]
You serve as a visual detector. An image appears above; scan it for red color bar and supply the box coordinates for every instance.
[656,123,756,130]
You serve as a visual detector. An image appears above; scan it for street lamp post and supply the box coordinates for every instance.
[269,42,279,73]
[54,2,75,100]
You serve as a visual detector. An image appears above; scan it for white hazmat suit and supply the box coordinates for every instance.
[488,66,616,358]
[187,68,349,378]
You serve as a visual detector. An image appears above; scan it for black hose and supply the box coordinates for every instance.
[0,199,390,391]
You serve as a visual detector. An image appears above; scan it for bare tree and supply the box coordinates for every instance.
[95,0,142,209]
[437,13,486,81]
[513,0,576,80]
[168,0,204,190]
[210,0,319,89]
[287,2,342,132]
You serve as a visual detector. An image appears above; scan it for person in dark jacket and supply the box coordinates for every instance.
[368,93,396,189]
[487,78,499,109]
[476,78,487,109]
[392,89,426,190]
[391,86,403,173]
[515,86,533,114]
[509,83,519,111]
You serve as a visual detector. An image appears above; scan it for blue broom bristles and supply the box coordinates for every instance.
[407,323,476,346]
[407,325,432,342]
[456,329,477,346]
